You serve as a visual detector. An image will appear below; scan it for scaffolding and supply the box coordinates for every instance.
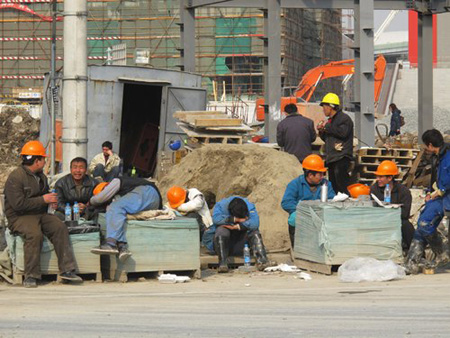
[0,0,342,101]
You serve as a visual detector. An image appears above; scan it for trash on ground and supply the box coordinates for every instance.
[264,264,301,272]
[338,257,406,283]
[157,273,191,284]
[297,272,312,281]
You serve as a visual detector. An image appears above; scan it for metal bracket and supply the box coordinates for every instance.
[62,11,88,17]
[63,76,88,81]
[60,138,88,144]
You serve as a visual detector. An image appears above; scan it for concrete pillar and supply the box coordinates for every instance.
[418,13,433,137]
[62,0,88,171]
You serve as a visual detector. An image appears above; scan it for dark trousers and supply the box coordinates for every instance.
[288,224,295,248]
[93,164,120,183]
[328,157,351,194]
[401,219,415,252]
[9,214,77,279]
[215,226,251,256]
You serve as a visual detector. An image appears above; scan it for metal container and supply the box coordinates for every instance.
[320,182,328,203]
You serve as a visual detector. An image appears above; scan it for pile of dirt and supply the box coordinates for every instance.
[0,107,40,189]
[159,144,303,250]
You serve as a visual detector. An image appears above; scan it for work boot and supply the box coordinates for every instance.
[404,239,425,275]
[214,236,229,273]
[118,244,132,262]
[60,271,83,283]
[23,277,38,288]
[91,243,119,255]
[425,232,450,266]
[249,232,276,271]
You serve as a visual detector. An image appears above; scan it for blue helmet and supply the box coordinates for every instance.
[169,140,181,151]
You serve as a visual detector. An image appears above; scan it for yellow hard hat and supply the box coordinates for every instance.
[320,93,340,108]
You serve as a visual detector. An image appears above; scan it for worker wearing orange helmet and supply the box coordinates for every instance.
[369,160,414,252]
[317,93,354,195]
[166,186,213,233]
[3,140,82,288]
[281,154,336,247]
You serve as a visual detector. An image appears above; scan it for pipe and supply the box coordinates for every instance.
[62,0,88,171]
[49,0,57,175]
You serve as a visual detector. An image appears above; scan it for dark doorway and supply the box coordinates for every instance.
[120,83,162,177]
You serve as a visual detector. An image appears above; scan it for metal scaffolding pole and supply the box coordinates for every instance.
[353,0,374,147]
[263,0,281,142]
[49,0,57,175]
[179,0,196,72]
[62,0,88,171]
[418,13,433,137]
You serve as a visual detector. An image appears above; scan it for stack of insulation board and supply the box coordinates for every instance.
[294,200,403,265]
[97,214,200,279]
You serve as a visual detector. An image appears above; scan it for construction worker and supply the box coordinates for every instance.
[89,177,162,261]
[202,196,272,272]
[281,154,336,247]
[88,141,121,182]
[317,93,354,195]
[55,157,98,221]
[166,186,213,236]
[3,141,82,288]
[370,160,415,252]
[405,129,450,274]
[276,103,317,162]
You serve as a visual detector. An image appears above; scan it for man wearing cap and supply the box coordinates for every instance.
[405,129,450,274]
[370,160,415,252]
[317,92,354,195]
[281,154,336,247]
[3,141,82,288]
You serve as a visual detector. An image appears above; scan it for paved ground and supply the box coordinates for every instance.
[1,269,450,338]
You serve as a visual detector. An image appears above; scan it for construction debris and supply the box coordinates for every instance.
[159,144,302,250]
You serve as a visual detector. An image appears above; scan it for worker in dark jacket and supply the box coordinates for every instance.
[405,129,450,274]
[3,141,82,288]
[370,160,415,252]
[389,103,402,136]
[277,103,316,162]
[90,177,162,261]
[202,196,272,272]
[55,157,98,220]
[317,92,354,195]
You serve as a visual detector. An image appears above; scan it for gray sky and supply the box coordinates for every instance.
[374,10,408,32]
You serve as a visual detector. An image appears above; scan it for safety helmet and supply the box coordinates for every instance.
[320,93,340,108]
[347,183,371,198]
[169,140,182,151]
[167,186,187,209]
[93,182,109,196]
[20,140,47,157]
[374,160,399,176]
[302,154,327,173]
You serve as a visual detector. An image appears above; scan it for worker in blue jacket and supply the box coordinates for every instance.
[281,154,335,247]
[405,129,450,274]
[202,196,272,273]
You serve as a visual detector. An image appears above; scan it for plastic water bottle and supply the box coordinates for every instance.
[320,181,328,202]
[73,201,80,221]
[384,183,391,204]
[65,203,72,221]
[243,244,251,267]
[47,189,56,214]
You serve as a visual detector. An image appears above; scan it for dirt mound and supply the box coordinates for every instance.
[159,144,303,250]
[0,107,40,189]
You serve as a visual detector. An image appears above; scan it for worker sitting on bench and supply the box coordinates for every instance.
[202,196,272,272]
[88,141,121,183]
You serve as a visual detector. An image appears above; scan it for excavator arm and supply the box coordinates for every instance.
[295,55,386,104]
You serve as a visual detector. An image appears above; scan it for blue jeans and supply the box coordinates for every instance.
[105,185,160,243]
[93,164,121,182]
[414,198,445,242]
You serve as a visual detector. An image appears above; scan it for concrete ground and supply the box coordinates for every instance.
[1,268,450,338]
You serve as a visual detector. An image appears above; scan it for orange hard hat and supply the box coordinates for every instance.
[347,183,371,198]
[374,160,399,176]
[93,182,109,196]
[302,154,326,172]
[20,140,47,157]
[167,186,187,209]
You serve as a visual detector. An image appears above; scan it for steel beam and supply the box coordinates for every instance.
[417,13,434,137]
[264,0,282,142]
[179,0,196,72]
[353,0,375,147]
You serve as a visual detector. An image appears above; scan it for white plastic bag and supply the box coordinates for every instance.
[338,257,406,282]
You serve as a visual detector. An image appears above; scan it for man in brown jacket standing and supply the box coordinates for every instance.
[4,141,82,288]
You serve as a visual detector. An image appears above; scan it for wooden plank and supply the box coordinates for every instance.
[405,149,425,188]
[194,118,242,127]
[182,114,228,124]
[294,258,333,275]
[174,111,225,119]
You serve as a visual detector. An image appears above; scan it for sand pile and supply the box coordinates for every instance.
[159,144,303,250]
[0,107,40,189]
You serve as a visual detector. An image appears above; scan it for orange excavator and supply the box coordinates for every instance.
[256,55,386,121]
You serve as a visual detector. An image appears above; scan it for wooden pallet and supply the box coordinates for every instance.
[103,267,201,283]
[293,258,337,275]
[12,267,102,285]
[358,148,419,157]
